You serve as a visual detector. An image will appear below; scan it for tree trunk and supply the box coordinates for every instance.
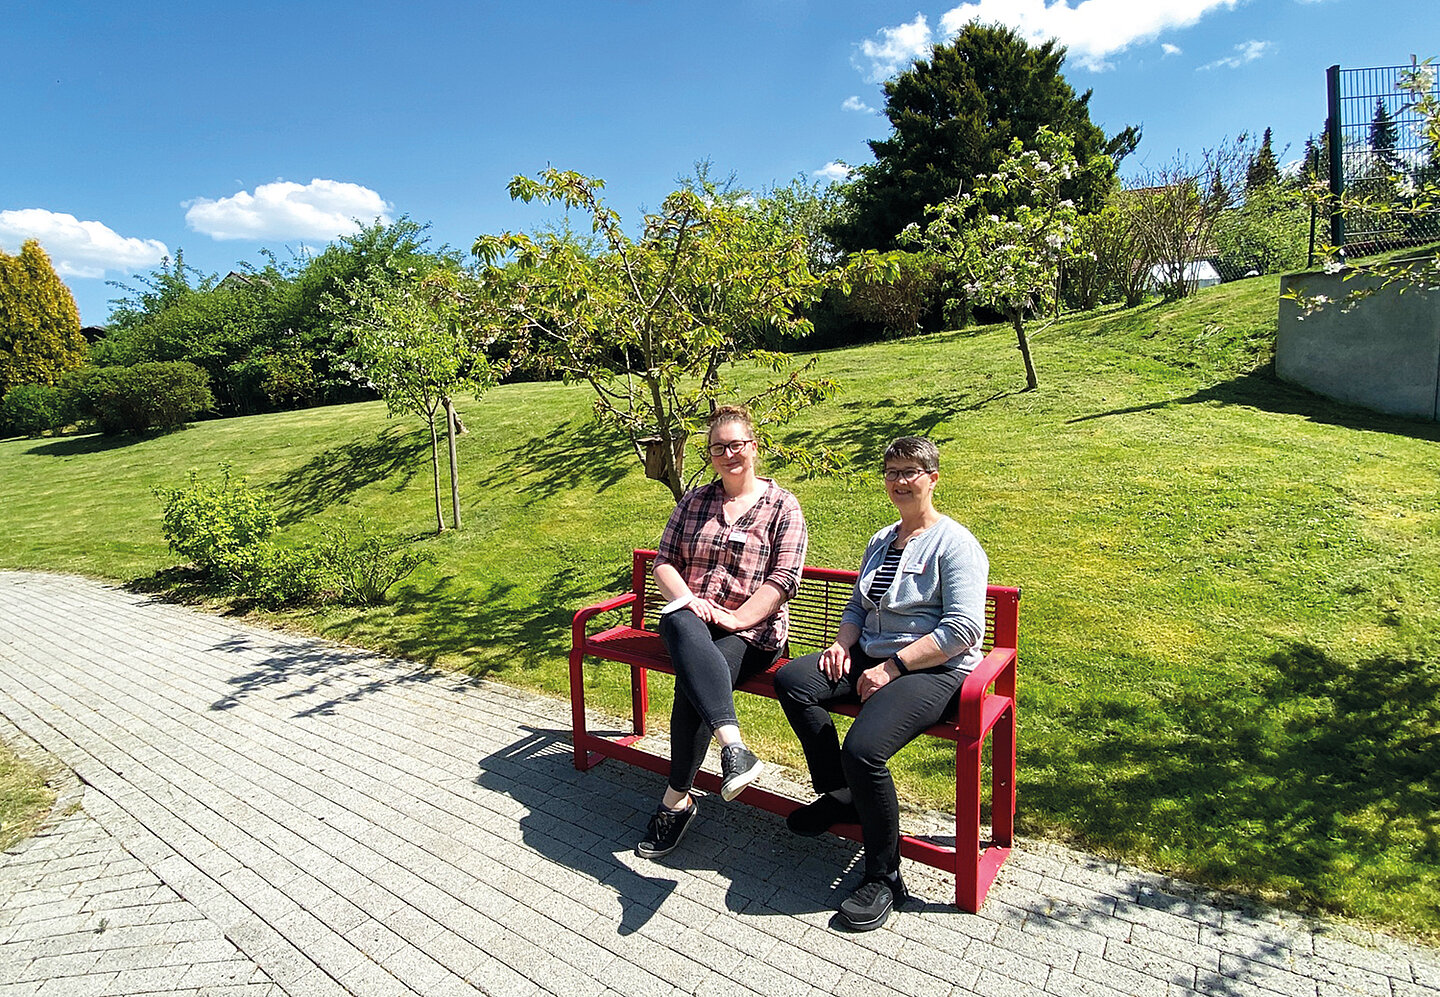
[1012,311,1039,391]
[444,396,462,530]
[427,410,444,533]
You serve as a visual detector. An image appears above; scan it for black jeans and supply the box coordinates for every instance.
[774,649,966,879]
[658,608,779,794]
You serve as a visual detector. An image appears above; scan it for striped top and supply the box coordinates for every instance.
[866,544,904,604]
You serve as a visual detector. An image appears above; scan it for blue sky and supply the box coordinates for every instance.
[3,0,1436,325]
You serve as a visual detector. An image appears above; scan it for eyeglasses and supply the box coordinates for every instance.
[882,467,932,482]
[708,439,754,457]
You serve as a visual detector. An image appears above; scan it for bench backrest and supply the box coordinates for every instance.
[628,549,1019,658]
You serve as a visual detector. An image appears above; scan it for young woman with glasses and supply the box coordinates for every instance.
[637,405,809,859]
[774,436,989,931]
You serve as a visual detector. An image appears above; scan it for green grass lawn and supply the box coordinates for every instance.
[3,275,1437,937]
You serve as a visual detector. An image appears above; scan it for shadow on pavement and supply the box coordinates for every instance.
[204,633,431,716]
[474,726,854,935]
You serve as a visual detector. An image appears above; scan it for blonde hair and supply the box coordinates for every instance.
[707,404,755,444]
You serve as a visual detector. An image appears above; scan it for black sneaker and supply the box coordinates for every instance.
[837,872,908,932]
[719,744,763,801]
[786,793,860,837]
[636,802,697,859]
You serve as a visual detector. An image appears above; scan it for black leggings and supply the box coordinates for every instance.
[658,608,779,794]
[774,649,965,879]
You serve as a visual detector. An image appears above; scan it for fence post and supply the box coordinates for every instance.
[1327,64,1345,251]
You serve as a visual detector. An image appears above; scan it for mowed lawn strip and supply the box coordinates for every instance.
[2,275,1437,937]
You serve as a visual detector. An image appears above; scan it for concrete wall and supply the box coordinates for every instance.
[1276,267,1440,421]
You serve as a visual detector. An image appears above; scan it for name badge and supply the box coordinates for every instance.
[729,528,748,544]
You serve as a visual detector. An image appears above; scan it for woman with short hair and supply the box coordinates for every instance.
[775,436,988,931]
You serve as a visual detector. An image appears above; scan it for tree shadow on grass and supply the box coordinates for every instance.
[496,416,632,500]
[1070,368,1440,442]
[774,387,1018,471]
[265,426,429,524]
[1029,642,1440,926]
[24,428,185,456]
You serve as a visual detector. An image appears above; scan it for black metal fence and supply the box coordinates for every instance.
[1326,61,1440,253]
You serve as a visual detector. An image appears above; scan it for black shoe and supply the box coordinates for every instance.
[786,794,859,837]
[636,802,697,858]
[837,872,908,932]
[719,744,763,801]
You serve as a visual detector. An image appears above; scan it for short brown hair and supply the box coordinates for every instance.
[883,436,939,472]
[707,404,755,443]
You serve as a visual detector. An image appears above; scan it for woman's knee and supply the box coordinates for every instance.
[840,726,892,779]
[774,654,824,705]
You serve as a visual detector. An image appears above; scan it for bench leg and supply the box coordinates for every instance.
[956,737,983,913]
[993,703,1016,846]
[631,665,649,736]
[569,646,599,771]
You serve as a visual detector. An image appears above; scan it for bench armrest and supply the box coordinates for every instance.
[572,592,638,644]
[956,646,1017,737]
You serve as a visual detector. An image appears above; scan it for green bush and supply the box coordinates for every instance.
[317,522,434,605]
[1,383,67,437]
[155,467,430,606]
[231,542,328,606]
[155,466,278,583]
[74,361,213,434]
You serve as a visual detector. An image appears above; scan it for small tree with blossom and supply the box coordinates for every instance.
[902,128,1084,390]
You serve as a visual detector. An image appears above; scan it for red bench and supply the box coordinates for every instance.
[569,548,1020,912]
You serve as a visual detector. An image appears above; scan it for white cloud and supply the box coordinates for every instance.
[184,178,392,241]
[1162,42,1183,56]
[856,14,934,83]
[0,209,169,279]
[814,162,853,181]
[935,0,1241,72]
[842,95,875,113]
[1198,39,1270,71]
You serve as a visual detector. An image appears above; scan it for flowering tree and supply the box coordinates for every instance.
[472,169,884,501]
[903,128,1083,390]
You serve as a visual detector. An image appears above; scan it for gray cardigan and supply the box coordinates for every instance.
[840,515,989,672]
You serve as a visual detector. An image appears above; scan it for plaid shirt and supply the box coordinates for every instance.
[654,479,808,651]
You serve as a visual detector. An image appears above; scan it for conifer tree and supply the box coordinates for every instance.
[1246,127,1280,191]
[1370,98,1400,173]
[0,240,86,397]
[834,21,1138,252]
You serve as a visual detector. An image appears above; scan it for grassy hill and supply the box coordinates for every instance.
[3,275,1437,936]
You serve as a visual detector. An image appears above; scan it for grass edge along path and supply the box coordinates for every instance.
[1,275,1437,939]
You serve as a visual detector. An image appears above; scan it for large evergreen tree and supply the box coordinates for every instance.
[834,21,1138,252]
[0,240,87,397]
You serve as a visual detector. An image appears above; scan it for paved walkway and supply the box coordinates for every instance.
[0,572,1434,997]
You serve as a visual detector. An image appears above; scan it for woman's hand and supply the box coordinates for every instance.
[818,641,851,681]
[686,598,718,624]
[707,605,742,631]
[857,660,896,702]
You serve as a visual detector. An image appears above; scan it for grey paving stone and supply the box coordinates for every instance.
[0,573,1434,997]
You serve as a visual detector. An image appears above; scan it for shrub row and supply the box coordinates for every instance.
[1,361,213,438]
